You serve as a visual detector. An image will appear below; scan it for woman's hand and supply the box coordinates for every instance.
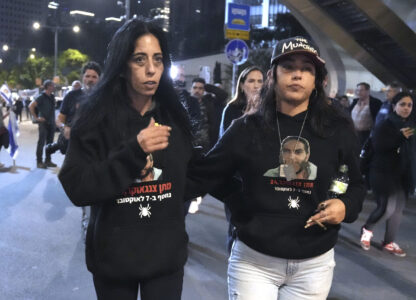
[305,199,346,229]
[400,127,414,139]
[137,118,171,153]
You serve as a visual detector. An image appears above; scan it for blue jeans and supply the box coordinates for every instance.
[228,240,335,300]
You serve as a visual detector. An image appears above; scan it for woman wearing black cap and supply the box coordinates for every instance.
[188,36,365,299]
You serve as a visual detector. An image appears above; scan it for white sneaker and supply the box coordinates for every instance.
[383,242,406,257]
[196,196,202,205]
[188,200,199,214]
[360,227,373,251]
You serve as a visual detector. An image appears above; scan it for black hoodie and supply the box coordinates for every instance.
[59,103,193,280]
[188,111,365,259]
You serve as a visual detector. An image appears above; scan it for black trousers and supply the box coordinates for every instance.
[364,189,406,243]
[93,268,184,300]
[357,130,371,148]
[36,122,55,162]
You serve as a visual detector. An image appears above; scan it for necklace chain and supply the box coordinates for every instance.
[276,110,309,161]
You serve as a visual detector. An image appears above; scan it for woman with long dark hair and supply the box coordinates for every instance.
[219,65,264,253]
[188,36,365,299]
[360,92,415,257]
[59,19,193,300]
[219,66,264,136]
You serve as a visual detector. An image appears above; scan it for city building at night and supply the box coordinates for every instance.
[0,0,48,49]
[225,0,289,29]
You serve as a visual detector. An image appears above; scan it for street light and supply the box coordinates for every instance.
[70,10,95,17]
[0,58,3,64]
[2,44,9,51]
[48,1,59,9]
[105,17,122,22]
[32,22,80,78]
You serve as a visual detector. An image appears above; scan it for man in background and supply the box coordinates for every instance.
[374,82,401,126]
[349,82,382,146]
[45,61,101,157]
[187,77,227,152]
[46,61,101,240]
[29,80,56,169]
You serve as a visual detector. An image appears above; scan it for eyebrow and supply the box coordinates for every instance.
[131,52,163,57]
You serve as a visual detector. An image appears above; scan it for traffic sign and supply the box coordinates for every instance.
[225,28,250,41]
[225,39,249,65]
[225,3,250,41]
[227,3,250,31]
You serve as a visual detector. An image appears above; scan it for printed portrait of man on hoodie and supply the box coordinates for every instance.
[264,136,317,180]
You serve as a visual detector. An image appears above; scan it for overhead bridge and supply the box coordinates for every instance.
[282,0,416,90]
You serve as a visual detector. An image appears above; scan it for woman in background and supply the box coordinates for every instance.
[219,66,264,137]
[360,92,415,257]
[219,65,264,253]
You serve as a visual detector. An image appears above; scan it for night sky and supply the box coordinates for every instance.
[64,0,164,19]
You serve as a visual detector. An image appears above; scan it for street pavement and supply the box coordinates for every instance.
[0,120,415,300]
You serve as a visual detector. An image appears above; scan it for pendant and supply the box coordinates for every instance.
[282,164,296,181]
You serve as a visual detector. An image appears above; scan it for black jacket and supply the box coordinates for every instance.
[219,102,245,137]
[59,103,193,280]
[182,84,227,149]
[370,113,416,195]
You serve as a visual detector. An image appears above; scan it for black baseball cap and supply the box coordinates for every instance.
[270,36,325,67]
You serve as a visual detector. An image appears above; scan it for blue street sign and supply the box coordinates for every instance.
[227,3,250,31]
[225,39,249,65]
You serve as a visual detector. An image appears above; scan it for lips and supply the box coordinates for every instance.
[143,81,157,88]
[287,84,304,89]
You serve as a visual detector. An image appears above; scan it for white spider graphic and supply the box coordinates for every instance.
[288,196,300,209]
[139,204,152,218]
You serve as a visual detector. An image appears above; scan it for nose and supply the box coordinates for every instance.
[146,61,156,75]
[292,68,302,79]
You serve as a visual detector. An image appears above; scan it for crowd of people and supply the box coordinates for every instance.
[1,18,415,300]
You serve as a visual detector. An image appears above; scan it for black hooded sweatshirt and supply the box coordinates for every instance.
[59,103,193,280]
[188,111,366,259]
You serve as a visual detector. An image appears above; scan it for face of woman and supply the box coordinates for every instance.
[393,96,413,119]
[275,54,316,106]
[125,34,164,101]
[241,70,264,98]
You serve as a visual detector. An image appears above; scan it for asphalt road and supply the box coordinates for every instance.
[0,120,415,300]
